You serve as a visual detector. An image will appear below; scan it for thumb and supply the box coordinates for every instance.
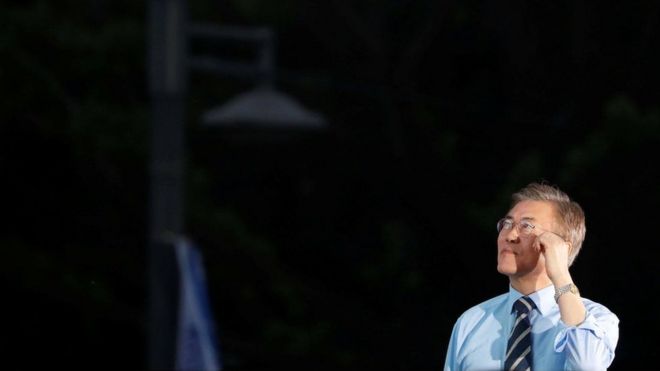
[538,250,547,265]
[533,236,543,253]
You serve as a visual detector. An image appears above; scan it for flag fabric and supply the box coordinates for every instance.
[174,236,222,371]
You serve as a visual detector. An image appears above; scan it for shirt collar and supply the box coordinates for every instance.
[507,284,556,316]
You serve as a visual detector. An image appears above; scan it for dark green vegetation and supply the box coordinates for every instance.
[2,1,659,369]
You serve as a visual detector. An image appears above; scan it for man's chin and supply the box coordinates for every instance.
[496,263,516,276]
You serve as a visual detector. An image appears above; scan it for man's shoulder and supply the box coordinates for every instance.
[455,292,509,326]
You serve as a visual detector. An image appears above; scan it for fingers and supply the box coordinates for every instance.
[533,235,545,263]
[538,232,571,259]
[533,235,544,253]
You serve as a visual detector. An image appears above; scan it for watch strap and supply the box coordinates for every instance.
[554,283,579,303]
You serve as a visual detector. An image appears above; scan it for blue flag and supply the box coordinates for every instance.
[174,237,222,371]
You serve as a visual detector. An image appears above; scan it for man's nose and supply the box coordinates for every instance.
[504,227,520,242]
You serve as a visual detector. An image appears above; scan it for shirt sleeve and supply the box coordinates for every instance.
[553,302,620,370]
[444,319,461,371]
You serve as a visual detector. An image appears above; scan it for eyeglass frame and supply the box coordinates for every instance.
[496,217,555,237]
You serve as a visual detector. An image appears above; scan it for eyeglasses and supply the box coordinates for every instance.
[497,218,570,244]
[496,218,540,235]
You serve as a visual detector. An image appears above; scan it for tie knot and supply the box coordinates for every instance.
[513,296,535,315]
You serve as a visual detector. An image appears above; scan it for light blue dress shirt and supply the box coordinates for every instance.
[444,285,619,371]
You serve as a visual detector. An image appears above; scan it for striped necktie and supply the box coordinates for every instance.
[504,296,536,371]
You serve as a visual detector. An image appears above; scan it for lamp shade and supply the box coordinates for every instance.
[202,85,326,130]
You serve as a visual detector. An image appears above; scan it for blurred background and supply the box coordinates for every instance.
[2,0,659,369]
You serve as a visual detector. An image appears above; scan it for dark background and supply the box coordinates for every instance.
[2,0,659,369]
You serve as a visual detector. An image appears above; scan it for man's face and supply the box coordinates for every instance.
[497,200,558,278]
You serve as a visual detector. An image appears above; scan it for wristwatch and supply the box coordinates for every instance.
[554,283,580,303]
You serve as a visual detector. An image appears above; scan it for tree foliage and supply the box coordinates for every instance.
[2,0,659,369]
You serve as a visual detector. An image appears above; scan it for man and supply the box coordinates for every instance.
[444,183,619,370]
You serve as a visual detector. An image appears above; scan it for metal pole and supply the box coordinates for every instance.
[147,0,187,369]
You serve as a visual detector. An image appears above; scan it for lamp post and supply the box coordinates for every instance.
[147,0,187,369]
[147,1,325,369]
